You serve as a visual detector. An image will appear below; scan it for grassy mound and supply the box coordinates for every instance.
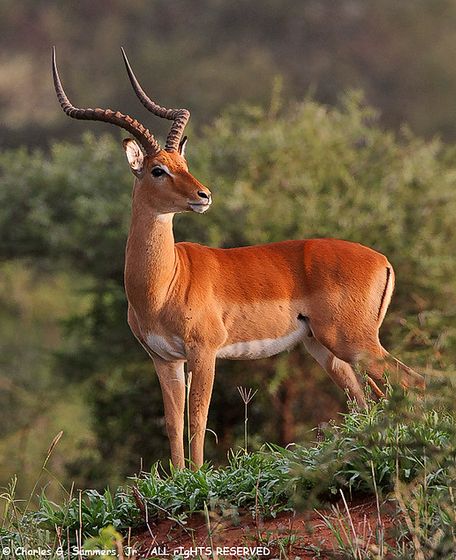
[1,382,450,558]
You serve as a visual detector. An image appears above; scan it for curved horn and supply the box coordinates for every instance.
[121,47,190,152]
[52,47,161,156]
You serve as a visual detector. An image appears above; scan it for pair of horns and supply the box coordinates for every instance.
[52,47,189,156]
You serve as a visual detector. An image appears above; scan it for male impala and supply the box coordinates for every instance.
[52,48,424,468]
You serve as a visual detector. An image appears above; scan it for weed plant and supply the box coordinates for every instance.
[1,379,452,558]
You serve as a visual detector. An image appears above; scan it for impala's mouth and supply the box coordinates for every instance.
[188,201,211,213]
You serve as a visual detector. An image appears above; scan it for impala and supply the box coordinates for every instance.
[52,47,424,468]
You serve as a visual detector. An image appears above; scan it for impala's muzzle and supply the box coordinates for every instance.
[188,190,212,213]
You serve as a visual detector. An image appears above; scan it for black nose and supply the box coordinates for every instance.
[197,191,210,200]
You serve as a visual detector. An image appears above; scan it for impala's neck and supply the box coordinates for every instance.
[124,186,178,312]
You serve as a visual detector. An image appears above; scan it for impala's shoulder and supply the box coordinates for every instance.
[175,242,221,267]
[176,241,214,254]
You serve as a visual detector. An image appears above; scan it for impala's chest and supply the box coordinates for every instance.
[129,304,187,361]
[145,332,186,361]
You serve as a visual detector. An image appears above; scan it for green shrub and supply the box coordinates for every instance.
[1,93,455,483]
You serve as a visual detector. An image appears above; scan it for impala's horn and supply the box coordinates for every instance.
[121,47,190,153]
[52,46,161,156]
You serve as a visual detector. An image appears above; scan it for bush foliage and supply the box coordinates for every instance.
[1,93,455,486]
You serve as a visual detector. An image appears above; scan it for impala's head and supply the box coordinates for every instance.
[122,138,211,214]
[52,47,211,215]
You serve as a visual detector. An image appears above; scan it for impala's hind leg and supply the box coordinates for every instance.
[359,344,425,391]
[302,335,367,408]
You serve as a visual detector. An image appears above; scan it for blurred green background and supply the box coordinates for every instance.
[1,0,455,501]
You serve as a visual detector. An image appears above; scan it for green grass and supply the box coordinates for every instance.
[2,382,456,558]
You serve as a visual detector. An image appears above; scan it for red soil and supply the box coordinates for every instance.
[132,497,400,559]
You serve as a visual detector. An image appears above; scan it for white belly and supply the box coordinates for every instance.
[217,323,307,360]
[146,333,186,361]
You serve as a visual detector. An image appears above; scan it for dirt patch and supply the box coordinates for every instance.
[132,497,400,559]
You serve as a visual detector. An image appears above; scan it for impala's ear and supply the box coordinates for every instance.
[122,138,144,175]
[178,135,188,158]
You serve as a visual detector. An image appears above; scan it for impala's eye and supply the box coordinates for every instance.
[151,167,165,177]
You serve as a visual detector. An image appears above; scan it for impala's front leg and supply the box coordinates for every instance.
[153,357,186,468]
[187,351,217,469]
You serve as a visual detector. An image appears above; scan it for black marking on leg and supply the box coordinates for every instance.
[298,314,313,337]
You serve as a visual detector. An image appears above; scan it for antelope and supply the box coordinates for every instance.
[52,47,424,469]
